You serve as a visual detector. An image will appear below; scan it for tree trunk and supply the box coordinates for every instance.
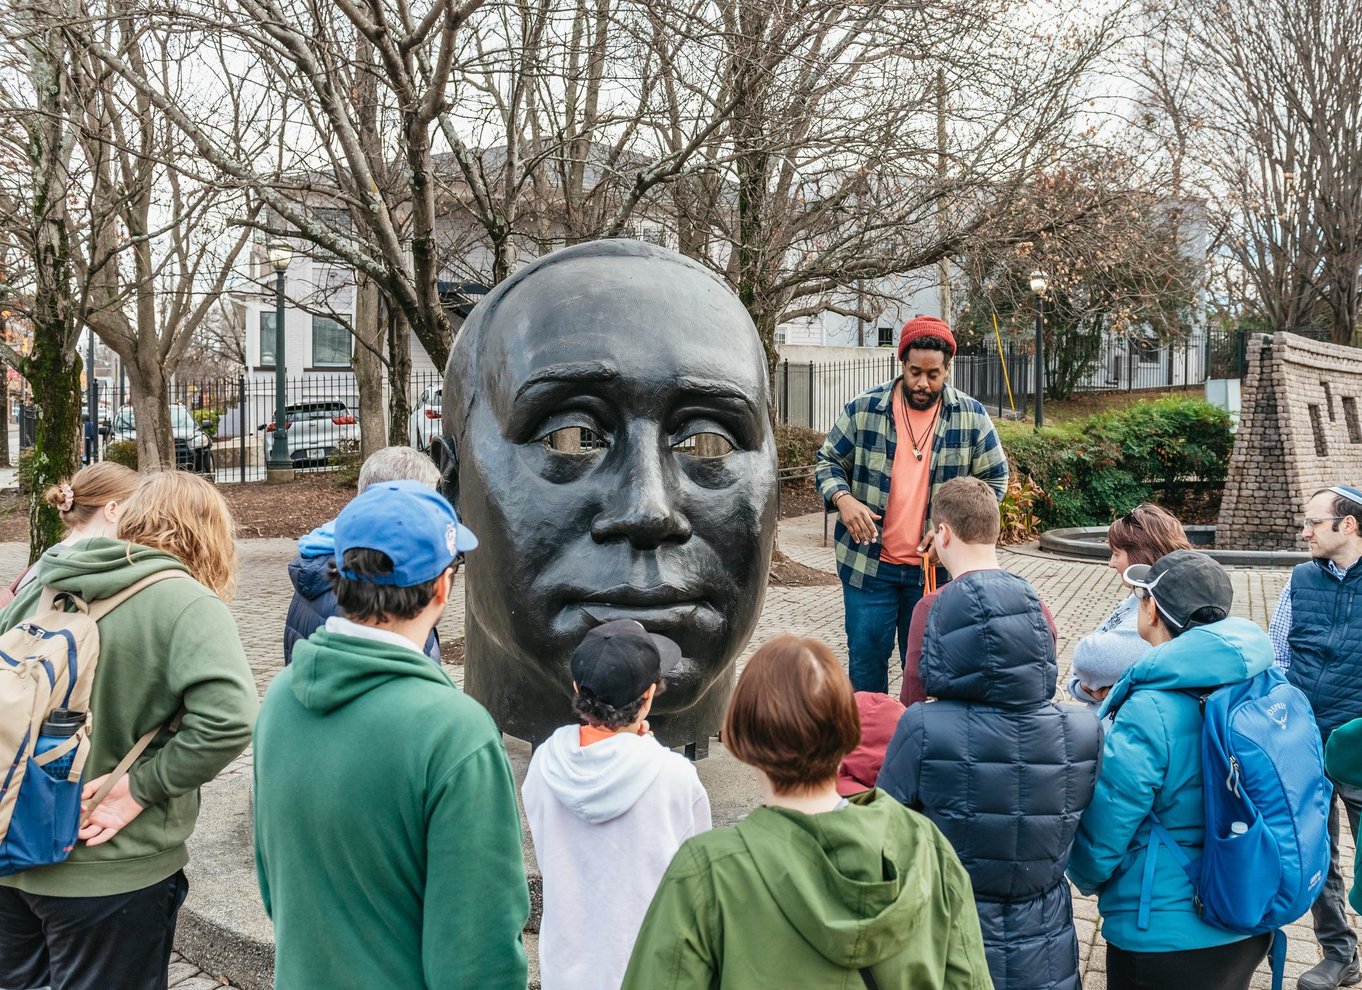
[22,2,82,562]
[354,275,387,458]
[26,322,81,563]
[125,357,174,471]
[0,360,11,469]
[386,309,412,447]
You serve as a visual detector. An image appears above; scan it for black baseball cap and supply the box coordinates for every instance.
[570,620,683,708]
[1124,550,1232,631]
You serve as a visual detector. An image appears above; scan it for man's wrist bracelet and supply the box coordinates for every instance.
[833,491,850,508]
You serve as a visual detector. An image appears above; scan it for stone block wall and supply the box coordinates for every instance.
[1217,332,1362,550]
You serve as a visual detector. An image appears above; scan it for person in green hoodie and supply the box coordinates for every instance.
[0,471,258,990]
[621,634,992,990]
[1324,718,1362,927]
[253,480,529,990]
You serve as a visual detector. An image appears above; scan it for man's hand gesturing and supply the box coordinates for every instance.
[836,494,881,545]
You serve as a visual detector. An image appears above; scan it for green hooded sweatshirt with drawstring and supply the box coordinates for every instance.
[620,788,994,990]
[253,627,530,990]
[0,537,257,897]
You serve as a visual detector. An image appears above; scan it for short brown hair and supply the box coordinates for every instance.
[932,476,1000,545]
[1107,503,1191,567]
[723,636,860,794]
[45,462,140,532]
[117,472,238,599]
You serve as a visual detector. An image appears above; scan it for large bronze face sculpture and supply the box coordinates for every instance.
[439,240,778,747]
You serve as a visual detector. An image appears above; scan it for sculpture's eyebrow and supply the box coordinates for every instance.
[513,363,758,421]
[514,362,619,401]
[674,375,758,416]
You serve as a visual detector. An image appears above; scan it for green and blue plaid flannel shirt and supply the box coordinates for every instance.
[814,379,1009,587]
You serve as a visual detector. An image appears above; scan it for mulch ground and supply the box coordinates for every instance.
[220,474,355,539]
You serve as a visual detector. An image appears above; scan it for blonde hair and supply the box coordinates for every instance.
[117,472,237,599]
[44,463,140,532]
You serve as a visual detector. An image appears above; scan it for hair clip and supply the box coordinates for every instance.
[58,483,74,513]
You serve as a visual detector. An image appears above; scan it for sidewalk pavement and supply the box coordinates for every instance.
[0,514,1339,989]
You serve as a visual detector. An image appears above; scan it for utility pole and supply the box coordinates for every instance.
[936,68,951,322]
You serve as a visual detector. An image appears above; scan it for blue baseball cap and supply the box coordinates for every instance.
[333,480,478,586]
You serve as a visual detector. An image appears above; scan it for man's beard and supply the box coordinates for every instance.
[903,383,941,411]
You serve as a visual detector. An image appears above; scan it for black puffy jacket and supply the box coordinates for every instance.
[877,569,1101,990]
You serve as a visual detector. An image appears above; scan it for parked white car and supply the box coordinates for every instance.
[259,400,357,466]
[408,385,443,451]
[109,404,214,474]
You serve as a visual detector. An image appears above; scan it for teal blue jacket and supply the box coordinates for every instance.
[1068,617,1273,952]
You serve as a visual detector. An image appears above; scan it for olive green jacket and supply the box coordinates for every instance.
[622,788,993,990]
[0,538,256,897]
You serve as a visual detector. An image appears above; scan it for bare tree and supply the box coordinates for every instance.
[956,158,1204,399]
[634,0,1129,378]
[0,1,85,559]
[1141,0,1362,344]
[69,10,260,470]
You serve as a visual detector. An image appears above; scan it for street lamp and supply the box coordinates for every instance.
[1029,270,1047,431]
[266,239,293,482]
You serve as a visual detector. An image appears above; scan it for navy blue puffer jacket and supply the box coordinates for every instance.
[284,523,441,665]
[877,569,1101,990]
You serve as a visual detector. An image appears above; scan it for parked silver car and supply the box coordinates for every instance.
[259,400,357,466]
[407,386,442,451]
[109,403,214,474]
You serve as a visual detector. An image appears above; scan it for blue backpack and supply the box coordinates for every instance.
[1143,666,1332,990]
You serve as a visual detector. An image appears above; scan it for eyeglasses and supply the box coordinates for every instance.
[1300,516,1346,531]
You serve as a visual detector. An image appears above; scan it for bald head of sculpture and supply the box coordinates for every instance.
[439,239,779,746]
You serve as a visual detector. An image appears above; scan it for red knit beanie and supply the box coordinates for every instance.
[897,316,956,361]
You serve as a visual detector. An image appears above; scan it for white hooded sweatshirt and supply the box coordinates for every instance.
[523,724,712,990]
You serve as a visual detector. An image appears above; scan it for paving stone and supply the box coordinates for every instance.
[167,960,202,984]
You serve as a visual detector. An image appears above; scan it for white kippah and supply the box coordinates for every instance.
[1329,485,1362,506]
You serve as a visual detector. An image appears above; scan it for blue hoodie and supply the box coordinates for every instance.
[284,522,441,665]
[1067,617,1273,952]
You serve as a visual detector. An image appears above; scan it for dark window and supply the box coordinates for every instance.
[312,316,351,367]
[259,312,277,367]
[1309,404,1329,458]
[1344,397,1361,444]
[877,326,895,347]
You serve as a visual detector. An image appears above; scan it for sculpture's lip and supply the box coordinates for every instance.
[574,585,705,607]
[577,601,713,631]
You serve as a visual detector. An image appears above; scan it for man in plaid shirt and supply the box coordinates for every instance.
[815,316,1008,692]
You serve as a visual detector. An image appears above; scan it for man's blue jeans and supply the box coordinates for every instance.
[842,561,945,694]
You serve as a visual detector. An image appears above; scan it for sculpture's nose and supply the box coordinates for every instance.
[591,428,692,550]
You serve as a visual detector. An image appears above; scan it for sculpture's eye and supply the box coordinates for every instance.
[538,425,609,453]
[672,432,735,457]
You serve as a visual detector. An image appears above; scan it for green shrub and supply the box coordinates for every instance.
[191,409,220,437]
[104,440,138,470]
[998,396,1233,529]
[774,424,825,471]
[328,437,361,487]
[17,448,35,495]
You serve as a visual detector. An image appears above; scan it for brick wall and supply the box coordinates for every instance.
[1218,332,1362,549]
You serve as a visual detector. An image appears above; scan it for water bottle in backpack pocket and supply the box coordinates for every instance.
[3,713,88,870]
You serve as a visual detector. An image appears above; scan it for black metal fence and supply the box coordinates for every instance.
[773,349,1036,432]
[80,369,447,483]
[775,328,1343,433]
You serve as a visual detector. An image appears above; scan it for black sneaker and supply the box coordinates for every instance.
[1300,954,1362,990]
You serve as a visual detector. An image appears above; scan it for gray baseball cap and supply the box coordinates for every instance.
[1124,550,1232,630]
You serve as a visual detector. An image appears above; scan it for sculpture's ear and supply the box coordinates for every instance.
[430,435,460,510]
